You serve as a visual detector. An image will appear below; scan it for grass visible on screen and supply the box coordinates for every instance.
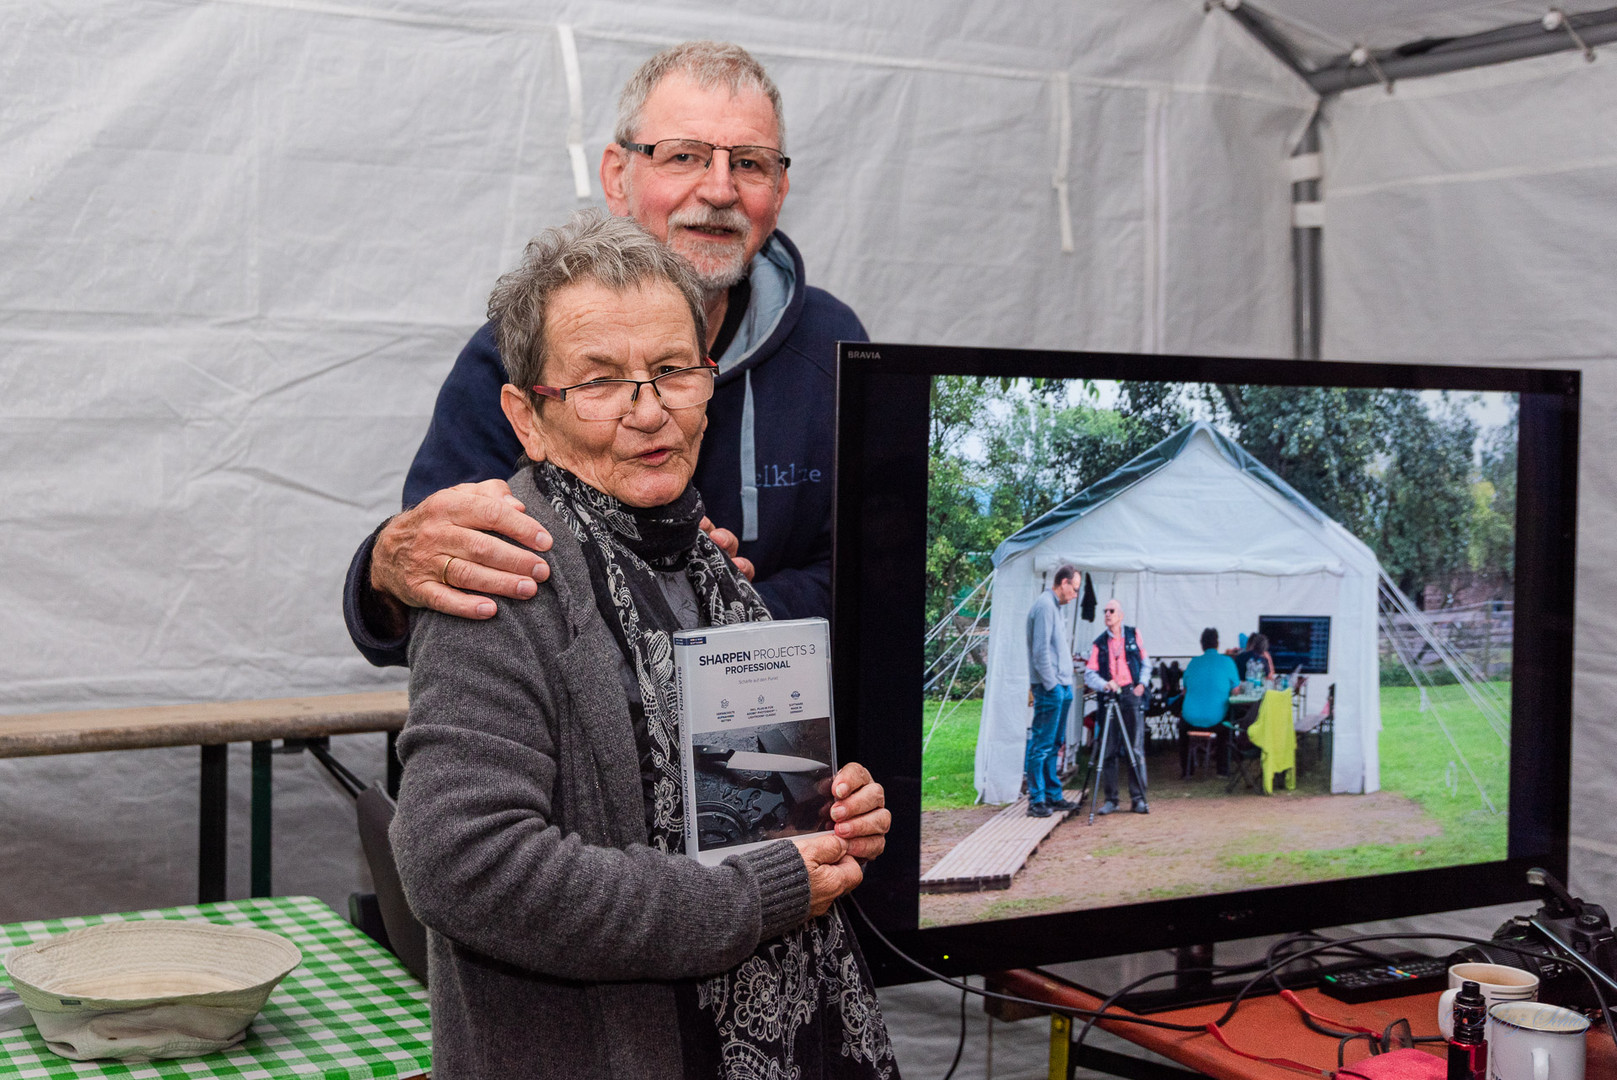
[920,698,984,810]
[1222,682,1511,882]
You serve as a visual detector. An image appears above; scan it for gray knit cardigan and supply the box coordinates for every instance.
[391,468,813,1079]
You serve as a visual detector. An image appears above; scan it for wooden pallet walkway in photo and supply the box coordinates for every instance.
[919,793,1080,893]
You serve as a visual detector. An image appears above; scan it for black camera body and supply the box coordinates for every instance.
[1452,870,1617,1012]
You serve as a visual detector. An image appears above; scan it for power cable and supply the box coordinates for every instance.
[939,976,968,1080]
[844,898,1617,1063]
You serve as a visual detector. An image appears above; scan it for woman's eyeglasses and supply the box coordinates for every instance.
[532,362,717,421]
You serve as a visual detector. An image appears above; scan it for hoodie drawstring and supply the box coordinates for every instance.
[740,370,759,542]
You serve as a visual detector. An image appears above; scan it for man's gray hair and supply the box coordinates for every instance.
[488,208,708,398]
[614,40,786,153]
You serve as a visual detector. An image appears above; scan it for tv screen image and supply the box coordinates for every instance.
[919,377,1512,928]
[832,346,1577,979]
[1258,615,1332,675]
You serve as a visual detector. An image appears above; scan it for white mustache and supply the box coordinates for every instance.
[669,208,750,237]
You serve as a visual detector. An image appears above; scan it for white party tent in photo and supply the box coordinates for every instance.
[5,0,1617,923]
[974,422,1382,804]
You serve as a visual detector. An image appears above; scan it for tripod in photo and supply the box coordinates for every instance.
[1080,693,1147,825]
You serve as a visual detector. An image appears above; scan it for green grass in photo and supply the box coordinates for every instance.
[920,698,987,810]
[979,895,1068,920]
[1221,682,1510,883]
[922,683,1511,892]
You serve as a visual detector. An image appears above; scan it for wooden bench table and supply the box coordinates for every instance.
[0,691,409,902]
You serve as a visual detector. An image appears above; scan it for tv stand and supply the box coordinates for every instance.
[1172,943,1215,997]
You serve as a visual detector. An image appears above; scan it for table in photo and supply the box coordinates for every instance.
[1213,688,1266,776]
[0,692,409,902]
[0,895,430,1080]
[1227,687,1266,709]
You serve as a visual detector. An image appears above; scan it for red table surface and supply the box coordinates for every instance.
[992,968,1617,1079]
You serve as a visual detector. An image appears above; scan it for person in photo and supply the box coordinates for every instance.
[1024,564,1080,818]
[391,211,894,1079]
[344,40,867,668]
[1084,599,1151,814]
[1178,627,1240,777]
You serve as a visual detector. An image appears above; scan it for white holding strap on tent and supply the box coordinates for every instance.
[974,421,1383,803]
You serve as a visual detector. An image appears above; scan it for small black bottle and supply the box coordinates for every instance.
[1447,979,1487,1080]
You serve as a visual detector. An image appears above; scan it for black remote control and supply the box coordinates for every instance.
[1317,956,1450,1003]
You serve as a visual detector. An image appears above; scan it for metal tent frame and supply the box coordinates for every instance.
[1219,2,1617,360]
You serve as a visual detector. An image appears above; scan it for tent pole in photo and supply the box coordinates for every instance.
[1378,578,1510,743]
[923,571,993,757]
[1376,581,1504,815]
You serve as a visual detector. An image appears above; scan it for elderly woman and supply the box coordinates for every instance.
[390,209,896,1080]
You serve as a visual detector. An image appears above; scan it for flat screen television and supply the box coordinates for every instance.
[1258,615,1331,675]
[830,344,1578,983]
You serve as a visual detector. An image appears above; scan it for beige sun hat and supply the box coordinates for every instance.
[3,920,301,1062]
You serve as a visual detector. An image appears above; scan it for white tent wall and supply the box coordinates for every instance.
[0,2,1313,921]
[1318,49,1617,902]
[975,431,1382,803]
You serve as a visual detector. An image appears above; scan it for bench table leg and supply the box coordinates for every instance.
[252,740,273,897]
[199,744,228,903]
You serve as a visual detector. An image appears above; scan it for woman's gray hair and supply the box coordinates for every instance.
[615,40,786,154]
[488,209,708,398]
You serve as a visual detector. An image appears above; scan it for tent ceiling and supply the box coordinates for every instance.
[1235,0,1617,89]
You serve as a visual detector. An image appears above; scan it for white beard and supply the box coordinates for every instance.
[679,245,749,293]
[667,207,754,293]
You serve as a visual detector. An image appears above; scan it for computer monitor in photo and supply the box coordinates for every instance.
[831,344,1578,981]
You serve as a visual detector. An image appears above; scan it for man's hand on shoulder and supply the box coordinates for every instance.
[700,515,755,581]
[369,480,553,627]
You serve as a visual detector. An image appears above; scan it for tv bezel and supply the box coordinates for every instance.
[830,343,1579,984]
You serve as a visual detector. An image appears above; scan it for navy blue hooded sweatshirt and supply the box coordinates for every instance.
[343,231,866,667]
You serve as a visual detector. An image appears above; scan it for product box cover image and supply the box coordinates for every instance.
[672,617,837,865]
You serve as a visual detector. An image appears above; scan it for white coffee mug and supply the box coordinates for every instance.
[1487,1000,1588,1080]
[1438,962,1539,1039]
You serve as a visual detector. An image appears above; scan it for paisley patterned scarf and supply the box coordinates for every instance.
[533,461,767,848]
[531,462,894,1079]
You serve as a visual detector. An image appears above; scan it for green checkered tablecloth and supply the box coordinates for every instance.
[0,896,431,1079]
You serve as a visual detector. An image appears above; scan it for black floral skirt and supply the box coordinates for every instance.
[677,905,898,1079]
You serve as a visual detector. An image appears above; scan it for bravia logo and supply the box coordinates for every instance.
[846,349,881,359]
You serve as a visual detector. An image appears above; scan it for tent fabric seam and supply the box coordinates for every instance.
[211,0,1315,107]
[1329,152,1617,198]
[556,24,592,199]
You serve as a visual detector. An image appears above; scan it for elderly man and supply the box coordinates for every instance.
[1025,565,1081,818]
[1084,599,1151,815]
[343,41,865,664]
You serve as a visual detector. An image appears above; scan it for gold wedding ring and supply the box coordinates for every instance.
[440,555,457,585]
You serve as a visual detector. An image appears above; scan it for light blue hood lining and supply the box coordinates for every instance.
[714,235,796,543]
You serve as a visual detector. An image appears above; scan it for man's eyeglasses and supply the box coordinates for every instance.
[619,139,790,186]
[532,361,717,421]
